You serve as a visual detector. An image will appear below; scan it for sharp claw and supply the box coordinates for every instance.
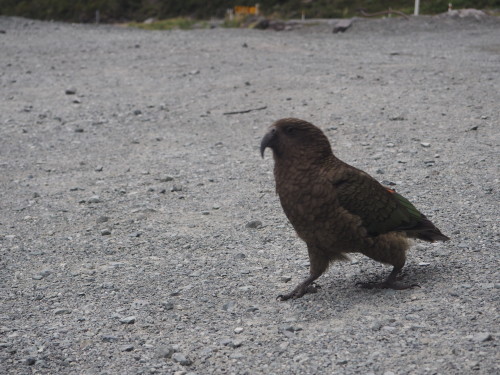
[277,278,322,301]
[277,293,293,301]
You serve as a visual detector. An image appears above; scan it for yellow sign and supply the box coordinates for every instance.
[234,5,259,16]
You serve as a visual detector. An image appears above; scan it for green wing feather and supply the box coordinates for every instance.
[383,190,424,232]
[330,168,423,236]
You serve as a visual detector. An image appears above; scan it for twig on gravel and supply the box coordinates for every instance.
[223,106,267,115]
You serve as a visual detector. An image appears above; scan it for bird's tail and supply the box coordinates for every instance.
[406,216,450,242]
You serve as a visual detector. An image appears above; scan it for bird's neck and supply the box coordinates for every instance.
[274,149,335,168]
[273,152,338,186]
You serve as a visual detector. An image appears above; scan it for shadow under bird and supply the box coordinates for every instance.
[260,118,450,300]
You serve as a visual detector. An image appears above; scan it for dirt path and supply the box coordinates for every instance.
[1,15,499,374]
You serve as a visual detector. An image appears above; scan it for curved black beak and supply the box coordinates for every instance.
[260,128,276,158]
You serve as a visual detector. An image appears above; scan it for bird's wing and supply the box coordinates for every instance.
[328,166,423,236]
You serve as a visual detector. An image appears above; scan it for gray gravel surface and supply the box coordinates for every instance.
[1,15,499,374]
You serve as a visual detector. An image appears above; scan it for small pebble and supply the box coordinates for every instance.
[96,216,109,223]
[161,301,174,310]
[220,338,233,346]
[172,353,192,366]
[231,339,243,348]
[279,342,289,351]
[245,220,262,229]
[381,326,397,332]
[88,195,101,203]
[473,333,493,342]
[24,357,36,366]
[101,335,118,342]
[32,269,51,280]
[156,345,175,359]
[420,142,431,147]
[120,316,136,324]
[281,276,292,283]
[229,352,245,359]
[280,325,302,333]
[222,301,236,312]
[238,285,253,291]
[54,308,72,315]
[101,229,111,236]
[293,353,309,363]
[121,345,134,352]
[234,327,244,334]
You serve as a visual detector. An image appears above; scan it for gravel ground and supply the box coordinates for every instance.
[0,14,499,375]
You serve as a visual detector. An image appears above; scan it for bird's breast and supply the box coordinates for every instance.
[276,173,334,225]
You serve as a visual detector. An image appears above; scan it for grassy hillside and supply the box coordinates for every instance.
[0,0,499,23]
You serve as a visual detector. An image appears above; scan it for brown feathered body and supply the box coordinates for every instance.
[261,118,449,299]
[275,153,408,267]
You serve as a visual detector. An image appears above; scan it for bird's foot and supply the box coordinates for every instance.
[357,280,420,290]
[277,283,320,301]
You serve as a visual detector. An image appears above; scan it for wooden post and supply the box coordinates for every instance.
[414,0,420,16]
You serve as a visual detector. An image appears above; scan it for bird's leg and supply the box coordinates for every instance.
[357,266,420,290]
[277,251,328,301]
[277,273,320,301]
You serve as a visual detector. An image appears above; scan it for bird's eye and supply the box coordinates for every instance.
[285,126,296,135]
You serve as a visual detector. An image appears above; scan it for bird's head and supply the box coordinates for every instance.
[260,118,333,161]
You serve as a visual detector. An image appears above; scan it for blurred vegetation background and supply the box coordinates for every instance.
[0,0,499,23]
